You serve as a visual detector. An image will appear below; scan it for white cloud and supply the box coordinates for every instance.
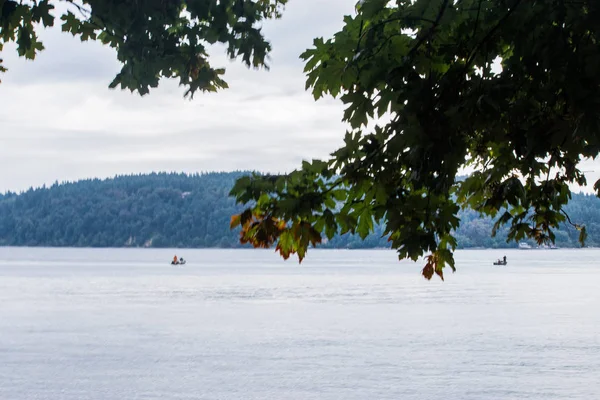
[0,0,356,192]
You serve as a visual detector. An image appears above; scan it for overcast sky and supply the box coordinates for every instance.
[1,1,598,193]
[0,0,357,192]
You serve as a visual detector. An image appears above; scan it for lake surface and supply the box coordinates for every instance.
[0,248,599,399]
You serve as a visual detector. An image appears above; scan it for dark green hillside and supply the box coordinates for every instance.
[0,172,247,248]
[0,172,599,249]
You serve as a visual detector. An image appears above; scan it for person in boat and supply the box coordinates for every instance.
[179,257,185,264]
[172,255,178,265]
[503,255,507,264]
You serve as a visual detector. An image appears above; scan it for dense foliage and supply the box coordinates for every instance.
[0,172,598,250]
[0,0,286,94]
[230,0,600,279]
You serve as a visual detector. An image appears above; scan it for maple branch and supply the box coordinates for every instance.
[64,0,91,18]
[385,0,450,84]
[63,0,127,39]
[471,0,483,42]
[314,117,402,199]
[406,0,450,60]
[357,15,438,47]
[465,0,523,70]
[561,209,580,229]
[351,14,438,69]
[366,15,438,38]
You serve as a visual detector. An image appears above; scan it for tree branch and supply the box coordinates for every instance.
[384,0,450,86]
[561,209,580,228]
[406,0,451,60]
[471,0,483,42]
[464,0,523,71]
[64,0,91,18]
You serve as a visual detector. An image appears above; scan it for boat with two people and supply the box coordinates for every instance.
[171,255,186,265]
[493,256,507,266]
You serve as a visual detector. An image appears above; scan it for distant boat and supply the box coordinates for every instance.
[493,256,507,266]
[518,242,532,249]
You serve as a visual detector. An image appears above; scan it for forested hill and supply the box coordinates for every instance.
[0,172,599,249]
[0,172,245,248]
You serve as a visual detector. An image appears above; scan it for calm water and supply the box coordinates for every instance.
[0,248,599,399]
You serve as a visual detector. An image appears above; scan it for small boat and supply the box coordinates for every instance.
[518,242,532,249]
[493,256,507,266]
[171,258,186,265]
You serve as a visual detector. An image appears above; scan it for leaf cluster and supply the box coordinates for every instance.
[231,0,600,279]
[0,0,286,94]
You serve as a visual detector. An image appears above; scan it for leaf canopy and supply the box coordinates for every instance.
[230,0,600,278]
[0,0,286,95]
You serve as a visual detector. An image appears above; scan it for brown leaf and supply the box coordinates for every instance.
[422,263,434,280]
[422,255,437,280]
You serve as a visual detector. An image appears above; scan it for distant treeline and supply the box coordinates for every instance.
[0,172,598,248]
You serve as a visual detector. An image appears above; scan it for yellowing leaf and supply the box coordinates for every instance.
[230,214,242,229]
